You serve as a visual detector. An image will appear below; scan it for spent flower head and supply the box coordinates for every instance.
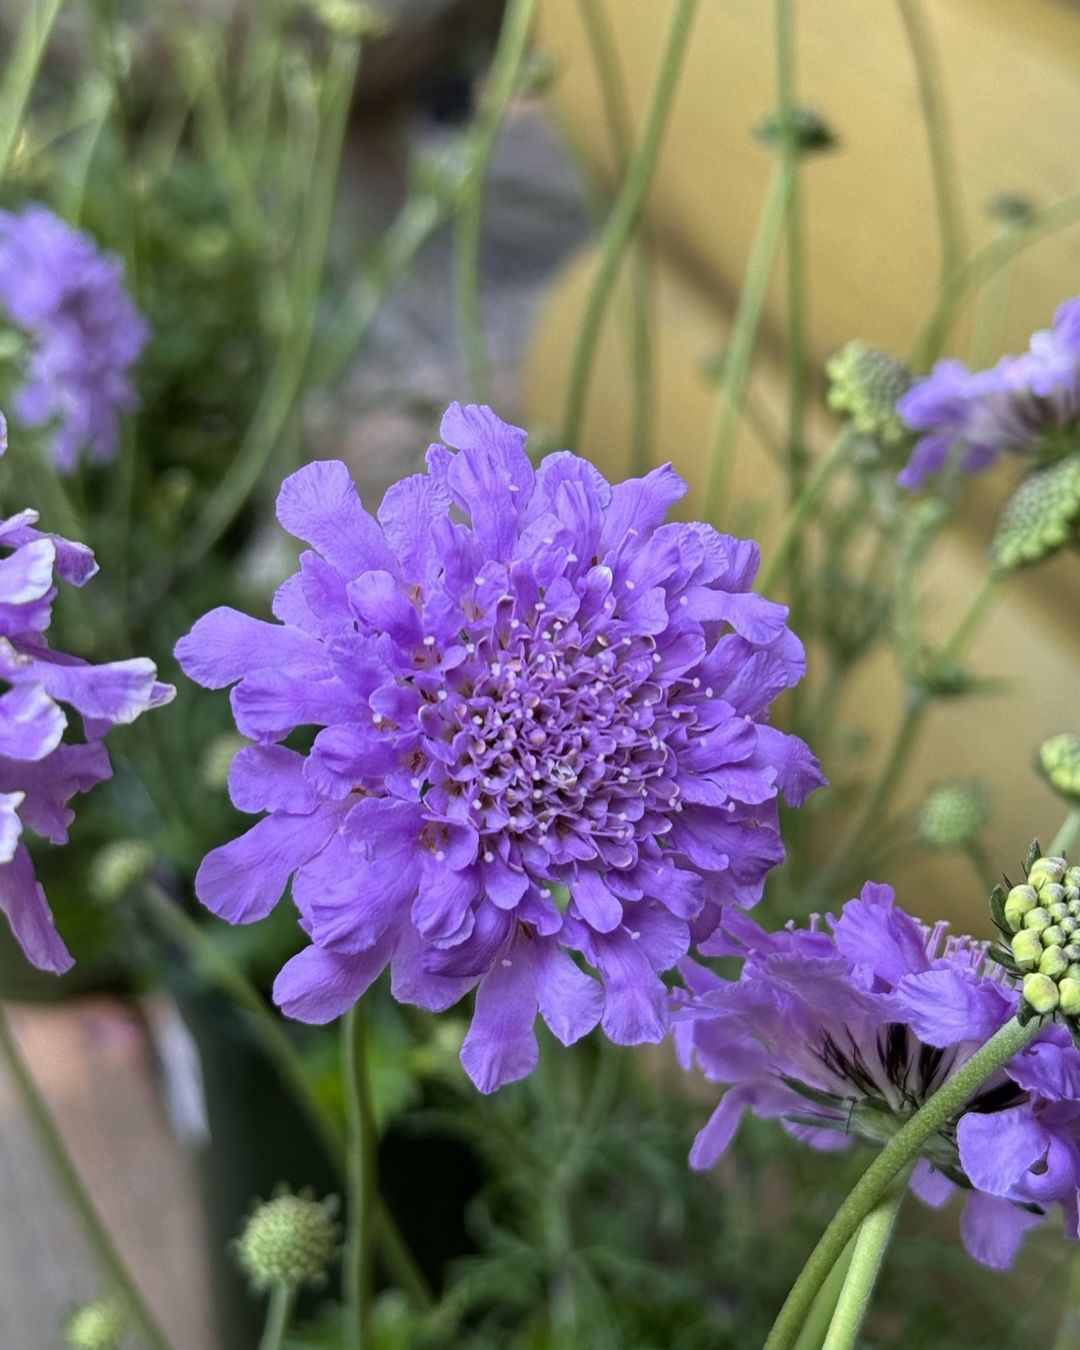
[0,415,173,971]
[176,404,823,1092]
[898,296,1080,489]
[0,205,148,473]
[676,883,1080,1269]
[236,1191,338,1290]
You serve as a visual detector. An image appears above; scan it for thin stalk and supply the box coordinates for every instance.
[895,0,965,285]
[967,220,1021,368]
[962,837,997,894]
[913,188,1080,367]
[703,164,793,522]
[938,572,999,667]
[791,1238,856,1350]
[759,429,856,594]
[560,0,700,447]
[258,1283,295,1350]
[454,0,538,402]
[576,0,656,476]
[0,0,67,183]
[763,1015,1042,1350]
[0,1004,173,1350]
[821,1174,909,1350]
[1051,808,1080,859]
[140,883,432,1309]
[343,1003,378,1349]
[774,0,807,497]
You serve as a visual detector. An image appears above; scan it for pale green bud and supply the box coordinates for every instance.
[1048,902,1071,923]
[1061,979,1080,1017]
[991,452,1080,570]
[236,1192,337,1290]
[1030,857,1068,889]
[1037,885,1068,911]
[1060,917,1078,936]
[1068,962,1080,981]
[1023,907,1053,932]
[916,780,991,848]
[66,1298,126,1350]
[88,840,155,903]
[1068,867,1080,889]
[1039,734,1080,803]
[1011,929,1045,969]
[1042,925,1067,949]
[825,340,911,448]
[201,732,248,791]
[1023,972,1060,1014]
[1040,946,1069,978]
[1004,884,1038,930]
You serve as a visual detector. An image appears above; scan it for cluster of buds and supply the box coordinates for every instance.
[825,340,912,450]
[991,847,1080,1031]
[990,452,1080,570]
[235,1189,338,1292]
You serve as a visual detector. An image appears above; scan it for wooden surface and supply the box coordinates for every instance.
[0,999,217,1350]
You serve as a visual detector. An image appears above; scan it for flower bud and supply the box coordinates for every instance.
[1023,972,1060,1014]
[1068,962,1080,981]
[1011,929,1045,969]
[990,453,1080,570]
[1030,857,1068,889]
[65,1298,126,1350]
[1042,926,1067,950]
[1039,734,1080,803]
[1048,901,1071,923]
[1061,917,1079,936]
[1023,907,1052,932]
[1003,884,1038,930]
[236,1191,337,1290]
[1061,979,1080,1017]
[826,340,912,449]
[1068,867,1080,890]
[88,840,155,903]
[1040,946,1069,979]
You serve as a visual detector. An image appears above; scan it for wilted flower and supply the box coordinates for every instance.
[0,414,173,971]
[898,297,1080,489]
[176,404,823,1092]
[0,205,148,473]
[676,884,1080,1269]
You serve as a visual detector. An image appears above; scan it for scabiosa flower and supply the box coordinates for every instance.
[0,204,148,473]
[898,297,1080,489]
[175,404,823,1092]
[0,413,174,971]
[676,884,1080,1269]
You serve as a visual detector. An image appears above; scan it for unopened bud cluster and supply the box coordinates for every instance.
[65,1297,127,1350]
[998,855,1080,1016]
[235,1191,337,1290]
[825,341,912,448]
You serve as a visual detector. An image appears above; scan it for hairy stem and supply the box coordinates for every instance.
[258,1283,295,1350]
[821,1174,909,1350]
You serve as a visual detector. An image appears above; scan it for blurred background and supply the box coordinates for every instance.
[1,0,1079,1345]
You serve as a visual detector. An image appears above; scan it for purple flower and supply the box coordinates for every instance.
[675,883,1080,1268]
[0,205,148,473]
[175,404,823,1092]
[898,297,1080,488]
[0,414,174,971]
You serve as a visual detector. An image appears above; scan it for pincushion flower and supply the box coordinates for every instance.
[0,204,148,473]
[676,884,1080,1269]
[0,413,174,971]
[175,403,823,1092]
[898,296,1080,488]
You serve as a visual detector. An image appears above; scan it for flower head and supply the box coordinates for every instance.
[989,452,1080,570]
[236,1191,338,1290]
[0,205,148,473]
[1039,734,1080,804]
[0,414,174,971]
[917,780,991,848]
[176,404,823,1092]
[825,341,911,449]
[898,297,1080,489]
[676,884,1080,1269]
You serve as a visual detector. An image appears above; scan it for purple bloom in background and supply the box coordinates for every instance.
[0,413,174,971]
[0,205,148,473]
[676,883,1080,1268]
[898,297,1080,488]
[176,404,823,1092]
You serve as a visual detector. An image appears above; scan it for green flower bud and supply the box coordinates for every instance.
[201,731,248,791]
[1068,867,1080,889]
[1043,925,1067,949]
[754,106,837,154]
[88,840,155,904]
[1023,972,1061,1014]
[1060,917,1078,936]
[1062,979,1080,1017]
[991,452,1080,570]
[1011,929,1045,969]
[1030,855,1068,888]
[1068,962,1080,981]
[1048,901,1071,923]
[236,1192,337,1290]
[825,341,912,449]
[1023,907,1053,932]
[1040,946,1069,978]
[1004,884,1038,930]
[66,1298,127,1350]
[1039,734,1080,804]
[915,779,991,848]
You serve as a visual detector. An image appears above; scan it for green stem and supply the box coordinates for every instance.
[759,430,856,594]
[962,837,997,894]
[1050,1240,1080,1350]
[894,0,965,286]
[820,1174,909,1350]
[0,0,67,183]
[576,0,656,477]
[0,1004,173,1350]
[140,884,432,1310]
[258,1283,295,1350]
[454,0,538,402]
[343,1003,378,1349]
[703,163,794,522]
[1051,808,1080,859]
[791,1238,856,1350]
[937,572,999,667]
[774,0,807,498]
[560,0,700,447]
[763,1015,1042,1350]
